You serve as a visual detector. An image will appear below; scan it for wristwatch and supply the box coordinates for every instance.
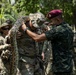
[24,27,29,32]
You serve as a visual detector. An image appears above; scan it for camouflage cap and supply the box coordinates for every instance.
[29,12,46,28]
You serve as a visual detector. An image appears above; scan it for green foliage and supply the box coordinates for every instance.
[0,0,76,25]
[0,0,18,24]
[15,0,41,14]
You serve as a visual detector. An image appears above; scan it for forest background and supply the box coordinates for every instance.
[0,0,76,31]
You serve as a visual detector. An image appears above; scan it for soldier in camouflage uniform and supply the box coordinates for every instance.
[42,40,52,75]
[0,20,12,75]
[16,28,44,75]
[8,13,45,75]
[41,22,53,75]
[21,9,74,75]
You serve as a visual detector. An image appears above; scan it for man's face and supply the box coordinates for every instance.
[1,25,10,35]
[49,18,56,25]
[49,16,62,26]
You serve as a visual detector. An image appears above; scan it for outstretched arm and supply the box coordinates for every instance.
[22,22,47,42]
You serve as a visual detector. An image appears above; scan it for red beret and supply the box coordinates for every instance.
[47,9,62,19]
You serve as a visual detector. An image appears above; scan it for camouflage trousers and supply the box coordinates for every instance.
[44,49,52,75]
[44,61,52,75]
[0,57,10,75]
[53,72,73,75]
[16,56,44,75]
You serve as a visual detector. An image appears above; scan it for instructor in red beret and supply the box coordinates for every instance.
[22,9,74,75]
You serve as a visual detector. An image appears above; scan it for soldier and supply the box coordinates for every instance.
[41,22,53,75]
[21,9,74,75]
[0,20,12,75]
[16,13,45,75]
[7,13,46,75]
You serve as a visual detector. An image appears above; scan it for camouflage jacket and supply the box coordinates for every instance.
[16,28,43,57]
[0,35,9,52]
[42,40,52,52]
[17,31,36,57]
[45,22,74,72]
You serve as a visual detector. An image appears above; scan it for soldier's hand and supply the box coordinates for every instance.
[41,52,45,61]
[21,22,27,31]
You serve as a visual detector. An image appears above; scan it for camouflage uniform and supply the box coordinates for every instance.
[41,23,53,75]
[42,40,53,75]
[10,13,45,75]
[0,36,8,75]
[45,22,74,75]
[16,29,43,75]
[0,22,12,75]
[0,34,11,74]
